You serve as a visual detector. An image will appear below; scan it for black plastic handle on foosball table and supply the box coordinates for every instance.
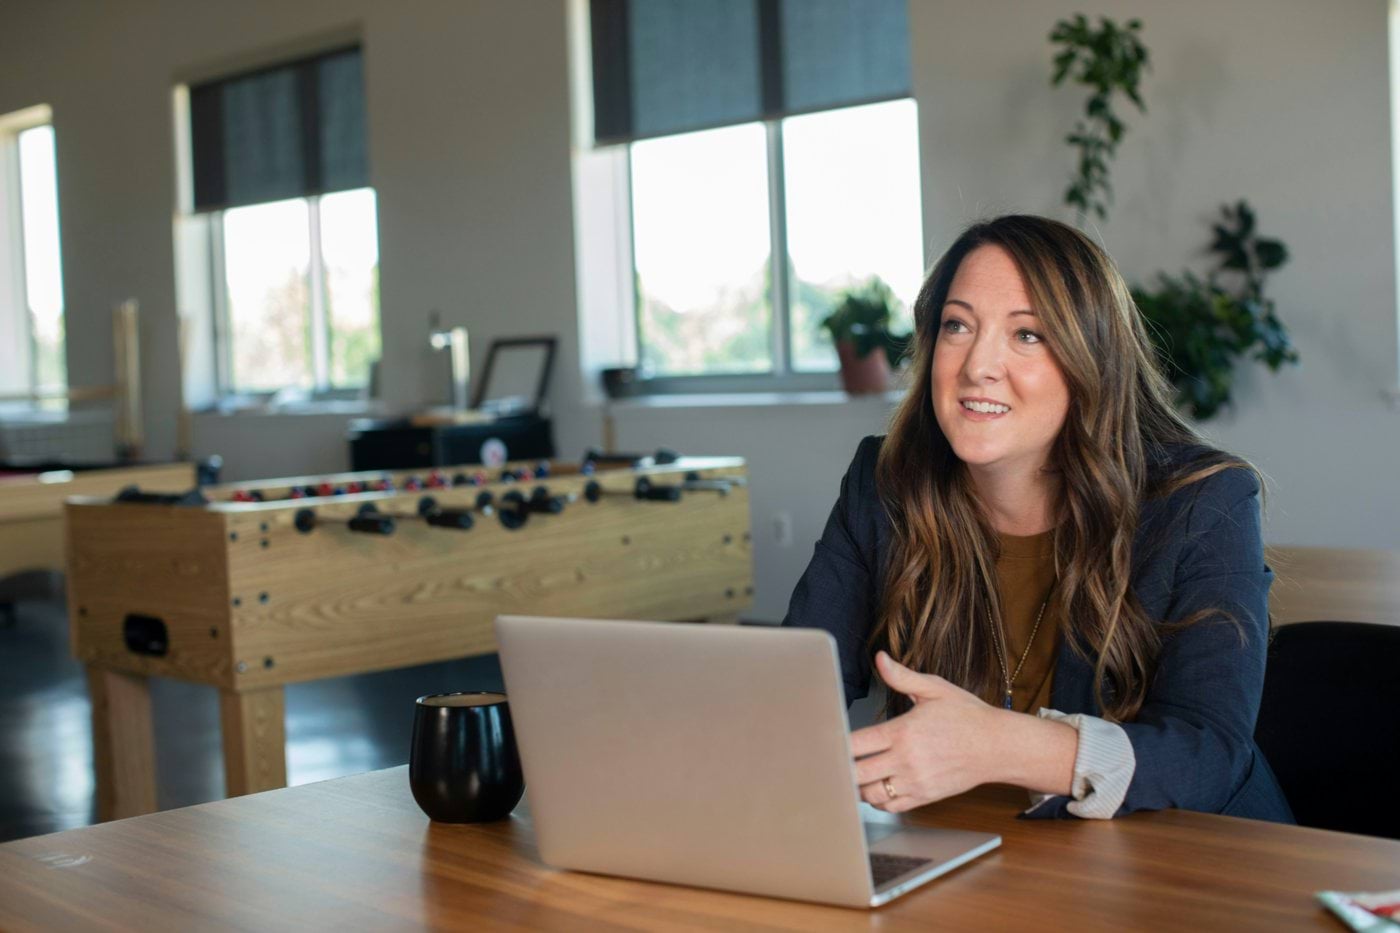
[414,497,474,530]
[348,513,395,535]
[634,477,682,502]
[581,479,681,503]
[425,509,474,530]
[498,491,530,530]
[295,507,395,535]
[528,487,568,514]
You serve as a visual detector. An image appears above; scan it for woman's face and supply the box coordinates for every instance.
[931,244,1071,477]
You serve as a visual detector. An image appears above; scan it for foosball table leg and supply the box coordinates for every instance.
[219,686,288,797]
[86,666,157,821]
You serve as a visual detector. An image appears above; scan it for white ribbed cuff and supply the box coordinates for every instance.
[1025,709,1136,819]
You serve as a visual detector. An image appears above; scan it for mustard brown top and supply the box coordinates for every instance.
[993,529,1059,714]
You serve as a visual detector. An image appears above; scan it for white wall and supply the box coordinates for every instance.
[905,0,1400,556]
[0,0,598,478]
[1,1,1395,625]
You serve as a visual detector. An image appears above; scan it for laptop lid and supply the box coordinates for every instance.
[494,616,876,906]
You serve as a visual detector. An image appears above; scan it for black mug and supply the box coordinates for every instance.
[409,692,525,823]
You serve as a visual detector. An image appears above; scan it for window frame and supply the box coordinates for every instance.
[208,189,376,401]
[625,101,920,394]
[0,109,66,410]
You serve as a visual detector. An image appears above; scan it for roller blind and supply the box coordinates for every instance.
[189,45,369,212]
[590,0,909,144]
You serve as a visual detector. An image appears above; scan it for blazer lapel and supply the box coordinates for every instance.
[1050,639,1099,715]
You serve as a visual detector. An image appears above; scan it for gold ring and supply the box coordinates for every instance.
[882,777,898,800]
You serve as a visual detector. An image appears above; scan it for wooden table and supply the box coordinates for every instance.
[2,767,1395,931]
[1267,546,1400,627]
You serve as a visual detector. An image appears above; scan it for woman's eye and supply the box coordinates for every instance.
[1015,328,1043,344]
[941,318,968,334]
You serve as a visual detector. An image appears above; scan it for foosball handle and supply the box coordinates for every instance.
[425,509,474,530]
[528,486,567,514]
[348,514,396,535]
[634,478,682,502]
[498,491,530,530]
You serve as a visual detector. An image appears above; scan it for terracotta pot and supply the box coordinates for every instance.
[836,340,890,395]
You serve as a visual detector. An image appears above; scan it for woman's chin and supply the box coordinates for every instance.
[945,440,1006,467]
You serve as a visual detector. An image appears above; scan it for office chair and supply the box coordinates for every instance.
[1254,621,1400,839]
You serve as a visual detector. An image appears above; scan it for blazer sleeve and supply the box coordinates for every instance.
[780,436,882,706]
[1028,466,1273,818]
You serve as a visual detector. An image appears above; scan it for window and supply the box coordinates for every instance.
[630,99,922,378]
[589,0,921,387]
[183,45,378,397]
[0,108,66,408]
[631,124,772,375]
[213,188,379,393]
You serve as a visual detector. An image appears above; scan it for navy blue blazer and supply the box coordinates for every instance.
[781,435,1294,823]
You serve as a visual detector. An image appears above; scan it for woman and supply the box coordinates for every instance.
[783,215,1293,822]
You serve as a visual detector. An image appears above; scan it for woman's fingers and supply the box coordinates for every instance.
[859,779,898,808]
[853,749,899,786]
[875,651,955,703]
[848,720,895,758]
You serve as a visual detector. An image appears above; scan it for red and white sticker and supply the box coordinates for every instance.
[480,438,508,468]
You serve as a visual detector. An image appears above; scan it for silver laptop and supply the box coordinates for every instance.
[494,615,1001,908]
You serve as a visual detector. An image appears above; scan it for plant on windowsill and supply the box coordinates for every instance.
[820,277,912,395]
[1132,201,1299,420]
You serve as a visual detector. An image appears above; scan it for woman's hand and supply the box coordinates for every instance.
[850,650,1007,813]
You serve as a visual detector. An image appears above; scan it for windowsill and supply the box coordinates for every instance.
[0,408,106,425]
[195,398,387,418]
[601,388,907,410]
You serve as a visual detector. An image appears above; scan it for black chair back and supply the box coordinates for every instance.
[1254,621,1400,839]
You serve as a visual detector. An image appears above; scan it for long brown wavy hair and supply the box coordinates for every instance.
[875,215,1249,722]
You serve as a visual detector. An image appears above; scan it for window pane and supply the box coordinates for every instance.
[18,124,66,391]
[631,123,772,375]
[783,99,923,372]
[222,198,310,391]
[319,188,380,387]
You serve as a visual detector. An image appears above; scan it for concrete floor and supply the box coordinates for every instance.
[0,595,505,843]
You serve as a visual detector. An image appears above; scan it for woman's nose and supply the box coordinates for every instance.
[962,331,1005,383]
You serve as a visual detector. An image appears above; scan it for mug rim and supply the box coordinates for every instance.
[415,690,508,708]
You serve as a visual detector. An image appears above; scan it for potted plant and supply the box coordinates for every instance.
[821,278,912,395]
[1132,201,1299,419]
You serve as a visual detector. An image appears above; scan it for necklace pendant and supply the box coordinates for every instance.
[1002,692,1013,710]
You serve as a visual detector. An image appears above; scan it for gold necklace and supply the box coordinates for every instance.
[987,589,1052,711]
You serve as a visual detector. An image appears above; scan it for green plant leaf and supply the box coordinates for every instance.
[1253,238,1288,269]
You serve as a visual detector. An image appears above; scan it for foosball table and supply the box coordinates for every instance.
[65,453,752,820]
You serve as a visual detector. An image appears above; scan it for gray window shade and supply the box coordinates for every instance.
[590,0,909,144]
[317,50,369,193]
[779,0,909,114]
[190,46,369,212]
[629,0,762,139]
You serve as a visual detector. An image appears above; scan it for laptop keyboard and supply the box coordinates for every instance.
[870,853,935,887]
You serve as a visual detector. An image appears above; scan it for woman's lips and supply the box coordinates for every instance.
[959,405,1009,422]
[958,399,1011,422]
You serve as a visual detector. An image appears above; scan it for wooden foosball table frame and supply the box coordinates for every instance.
[66,456,752,820]
[0,462,195,580]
